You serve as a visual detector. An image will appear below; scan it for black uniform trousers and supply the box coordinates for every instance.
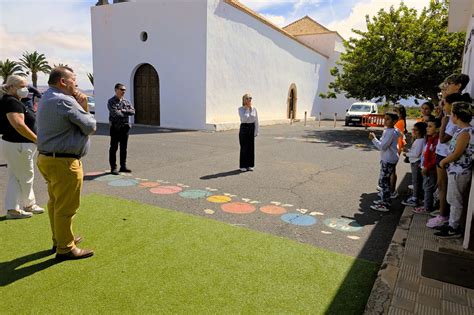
[109,123,130,169]
[239,123,255,168]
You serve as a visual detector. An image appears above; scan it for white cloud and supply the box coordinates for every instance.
[322,0,430,40]
[261,14,287,27]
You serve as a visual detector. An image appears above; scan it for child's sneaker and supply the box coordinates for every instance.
[412,206,430,214]
[401,196,418,207]
[373,199,385,205]
[426,215,449,228]
[376,185,382,192]
[370,203,390,212]
[407,184,413,190]
[429,210,440,217]
[390,191,399,199]
[434,225,462,238]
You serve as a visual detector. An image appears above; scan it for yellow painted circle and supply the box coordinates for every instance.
[207,195,232,203]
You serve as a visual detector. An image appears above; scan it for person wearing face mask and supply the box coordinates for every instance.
[0,75,44,219]
[36,66,96,260]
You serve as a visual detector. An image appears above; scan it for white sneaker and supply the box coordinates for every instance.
[401,196,418,207]
[373,199,385,205]
[239,168,247,172]
[370,203,390,212]
[247,167,254,171]
[390,191,399,199]
[408,184,413,190]
[24,204,45,214]
[6,209,33,219]
[376,186,382,192]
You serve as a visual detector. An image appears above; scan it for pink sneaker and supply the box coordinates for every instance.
[412,206,429,214]
[426,215,449,228]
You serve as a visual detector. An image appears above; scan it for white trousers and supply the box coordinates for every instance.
[2,140,37,215]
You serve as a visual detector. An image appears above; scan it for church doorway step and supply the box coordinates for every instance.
[134,63,160,126]
[287,83,297,119]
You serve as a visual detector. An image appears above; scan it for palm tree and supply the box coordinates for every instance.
[19,51,52,87]
[87,72,94,86]
[0,59,26,84]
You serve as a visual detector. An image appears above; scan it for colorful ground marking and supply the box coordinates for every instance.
[204,209,215,214]
[150,186,183,195]
[207,195,232,203]
[280,213,317,226]
[85,171,106,176]
[221,202,256,214]
[347,235,361,240]
[323,218,363,232]
[310,211,325,216]
[321,231,333,235]
[139,182,161,188]
[94,174,124,181]
[179,189,211,199]
[108,179,139,187]
[260,205,287,215]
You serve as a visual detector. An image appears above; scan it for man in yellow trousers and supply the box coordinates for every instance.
[36,66,96,260]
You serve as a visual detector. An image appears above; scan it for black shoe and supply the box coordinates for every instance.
[119,167,132,173]
[434,225,462,238]
[111,169,120,175]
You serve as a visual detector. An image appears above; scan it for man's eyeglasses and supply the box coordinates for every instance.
[120,88,126,91]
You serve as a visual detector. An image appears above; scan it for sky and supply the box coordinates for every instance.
[0,0,431,89]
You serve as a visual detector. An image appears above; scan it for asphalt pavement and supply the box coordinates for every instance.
[0,120,412,262]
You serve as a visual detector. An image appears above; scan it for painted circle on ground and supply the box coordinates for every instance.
[108,179,139,187]
[221,202,256,214]
[150,186,183,195]
[323,218,363,232]
[280,213,317,226]
[179,189,212,199]
[85,171,106,176]
[207,195,232,203]
[260,205,287,215]
[139,181,161,188]
[94,174,124,181]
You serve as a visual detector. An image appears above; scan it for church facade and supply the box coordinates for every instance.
[91,0,353,130]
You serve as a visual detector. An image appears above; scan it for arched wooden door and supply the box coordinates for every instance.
[134,64,160,125]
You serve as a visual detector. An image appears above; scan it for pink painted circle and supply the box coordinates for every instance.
[85,171,106,176]
[140,181,161,188]
[221,202,256,214]
[260,205,287,215]
[150,186,182,195]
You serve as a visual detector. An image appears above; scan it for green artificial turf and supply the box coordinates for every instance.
[0,194,378,314]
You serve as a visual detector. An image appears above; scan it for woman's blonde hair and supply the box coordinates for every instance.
[0,75,27,99]
[242,93,252,106]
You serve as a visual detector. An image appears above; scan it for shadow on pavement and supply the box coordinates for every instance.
[326,173,411,313]
[0,250,60,286]
[302,128,383,151]
[200,169,243,180]
[93,123,194,136]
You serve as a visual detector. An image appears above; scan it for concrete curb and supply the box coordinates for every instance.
[364,206,413,314]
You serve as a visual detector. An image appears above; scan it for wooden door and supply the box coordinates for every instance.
[134,64,160,125]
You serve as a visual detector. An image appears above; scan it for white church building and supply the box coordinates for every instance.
[91,0,353,130]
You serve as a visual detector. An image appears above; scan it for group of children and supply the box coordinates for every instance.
[370,73,473,239]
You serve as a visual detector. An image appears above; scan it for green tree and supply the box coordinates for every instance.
[0,59,26,84]
[87,72,94,86]
[323,0,464,104]
[19,51,52,87]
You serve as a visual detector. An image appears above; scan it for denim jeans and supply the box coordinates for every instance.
[410,161,423,200]
[423,170,437,211]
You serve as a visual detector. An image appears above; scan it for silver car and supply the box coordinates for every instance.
[87,96,95,114]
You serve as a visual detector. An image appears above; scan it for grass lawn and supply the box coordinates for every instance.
[0,194,378,314]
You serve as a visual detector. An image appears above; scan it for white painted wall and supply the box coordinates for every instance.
[461,16,474,95]
[91,0,208,130]
[205,0,327,125]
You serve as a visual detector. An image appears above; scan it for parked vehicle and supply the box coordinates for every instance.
[345,102,378,126]
[87,96,95,114]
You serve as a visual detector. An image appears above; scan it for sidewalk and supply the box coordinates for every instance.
[365,206,474,314]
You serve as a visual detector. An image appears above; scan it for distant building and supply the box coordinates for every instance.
[91,0,354,130]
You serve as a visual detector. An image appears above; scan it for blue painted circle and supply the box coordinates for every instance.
[179,189,212,199]
[94,174,124,182]
[108,179,139,187]
[323,218,363,232]
[280,213,317,226]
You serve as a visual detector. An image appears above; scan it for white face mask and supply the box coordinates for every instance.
[16,87,29,98]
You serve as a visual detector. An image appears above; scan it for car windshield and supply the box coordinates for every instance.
[350,104,371,112]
